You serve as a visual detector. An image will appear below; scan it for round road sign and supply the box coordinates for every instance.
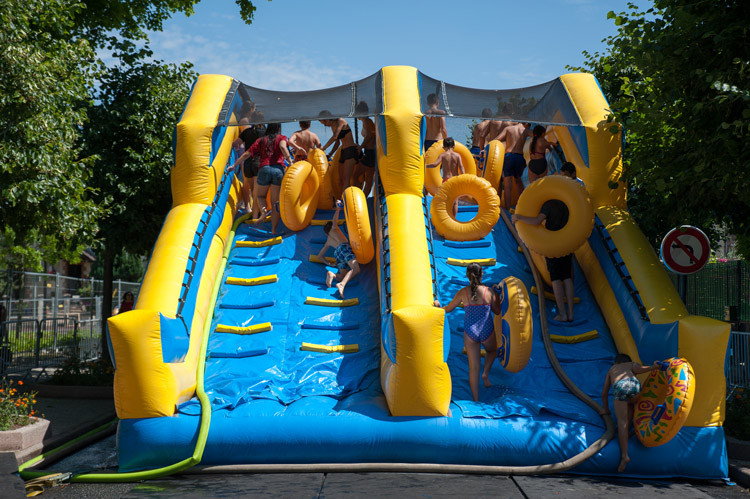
[660,226,710,275]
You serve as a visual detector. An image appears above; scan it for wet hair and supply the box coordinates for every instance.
[299,120,311,129]
[481,108,493,119]
[560,162,576,178]
[530,125,545,156]
[615,353,632,364]
[427,93,438,106]
[466,262,483,301]
[262,123,281,157]
[323,221,333,234]
[443,137,455,149]
[355,101,369,114]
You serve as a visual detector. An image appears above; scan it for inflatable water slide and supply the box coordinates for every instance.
[108,66,730,478]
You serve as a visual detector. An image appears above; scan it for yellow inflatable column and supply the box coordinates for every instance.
[558,73,626,210]
[109,74,236,418]
[378,66,451,416]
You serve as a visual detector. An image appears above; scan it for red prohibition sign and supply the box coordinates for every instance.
[660,226,710,274]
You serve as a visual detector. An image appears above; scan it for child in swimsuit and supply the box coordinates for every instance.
[315,200,360,298]
[434,263,502,402]
[601,353,660,473]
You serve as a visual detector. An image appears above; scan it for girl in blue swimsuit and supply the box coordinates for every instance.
[434,263,502,402]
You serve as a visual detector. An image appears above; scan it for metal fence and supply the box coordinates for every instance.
[668,260,750,324]
[728,331,750,389]
[0,316,102,376]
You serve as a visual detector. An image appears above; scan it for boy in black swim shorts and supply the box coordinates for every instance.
[511,198,575,322]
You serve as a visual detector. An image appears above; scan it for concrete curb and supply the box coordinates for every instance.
[729,460,750,490]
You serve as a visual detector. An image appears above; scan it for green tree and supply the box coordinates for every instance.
[570,1,750,257]
[0,0,101,271]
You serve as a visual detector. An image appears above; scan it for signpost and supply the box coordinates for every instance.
[660,226,710,302]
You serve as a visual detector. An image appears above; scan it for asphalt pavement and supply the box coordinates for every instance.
[2,393,749,498]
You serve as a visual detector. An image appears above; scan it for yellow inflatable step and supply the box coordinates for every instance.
[447,258,496,267]
[244,215,272,224]
[235,237,282,248]
[226,275,278,286]
[462,346,487,357]
[309,255,336,265]
[550,330,599,344]
[530,286,581,304]
[300,342,359,354]
[215,322,272,335]
[305,297,359,307]
[310,219,345,226]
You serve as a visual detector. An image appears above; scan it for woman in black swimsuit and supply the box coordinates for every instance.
[319,111,357,196]
[528,125,553,183]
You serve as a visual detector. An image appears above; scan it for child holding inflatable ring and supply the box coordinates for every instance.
[434,263,502,402]
[602,353,661,473]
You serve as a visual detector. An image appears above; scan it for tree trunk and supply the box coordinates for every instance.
[101,245,114,364]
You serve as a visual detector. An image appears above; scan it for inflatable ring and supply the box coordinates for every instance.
[343,187,374,264]
[424,141,477,195]
[430,174,500,241]
[634,357,695,447]
[308,149,335,209]
[279,161,320,231]
[515,175,594,258]
[494,276,532,373]
[329,149,344,200]
[481,139,505,191]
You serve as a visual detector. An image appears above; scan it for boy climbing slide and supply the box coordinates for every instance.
[316,201,360,298]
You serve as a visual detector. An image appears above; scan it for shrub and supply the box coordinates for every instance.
[0,380,39,431]
[48,355,114,386]
[725,387,750,440]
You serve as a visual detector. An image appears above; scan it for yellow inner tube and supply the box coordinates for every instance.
[515,175,594,258]
[482,139,505,190]
[424,141,477,195]
[308,148,335,209]
[634,358,695,447]
[279,160,320,231]
[430,174,499,242]
[343,186,374,264]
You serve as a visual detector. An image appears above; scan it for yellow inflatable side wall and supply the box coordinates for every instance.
[378,66,451,416]
[108,74,239,419]
[560,73,728,427]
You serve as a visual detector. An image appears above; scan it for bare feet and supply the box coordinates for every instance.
[482,372,491,388]
[618,455,630,473]
[326,271,335,288]
[567,317,575,322]
[553,314,568,322]
[336,283,345,298]
[253,207,268,224]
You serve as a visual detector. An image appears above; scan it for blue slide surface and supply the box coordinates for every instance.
[117,204,726,478]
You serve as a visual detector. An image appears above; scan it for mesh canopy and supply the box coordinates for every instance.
[223,72,381,126]
[418,72,582,126]
[218,69,584,127]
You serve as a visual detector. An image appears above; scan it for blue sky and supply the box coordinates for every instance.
[149,0,637,141]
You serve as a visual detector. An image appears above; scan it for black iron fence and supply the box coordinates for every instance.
[0,316,102,377]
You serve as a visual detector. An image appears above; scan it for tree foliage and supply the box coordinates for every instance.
[1,0,261,271]
[570,0,750,257]
[0,0,101,270]
[84,60,196,257]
